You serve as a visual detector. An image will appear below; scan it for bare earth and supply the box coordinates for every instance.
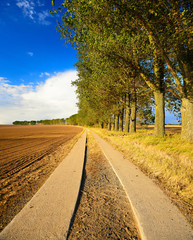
[0,125,82,231]
[1,125,191,239]
[0,126,141,239]
[68,131,140,240]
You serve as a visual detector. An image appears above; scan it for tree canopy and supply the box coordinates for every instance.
[53,0,193,140]
[13,118,65,125]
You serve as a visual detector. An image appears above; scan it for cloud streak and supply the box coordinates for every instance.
[40,72,50,77]
[16,0,35,20]
[0,71,78,124]
[38,10,51,25]
[16,0,52,25]
[27,51,34,56]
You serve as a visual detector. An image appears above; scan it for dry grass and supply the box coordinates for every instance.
[92,128,193,205]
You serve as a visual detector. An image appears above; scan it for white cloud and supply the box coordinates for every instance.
[0,71,78,124]
[0,77,9,82]
[37,0,45,7]
[16,0,35,20]
[16,0,52,25]
[38,10,51,25]
[40,72,50,77]
[27,51,34,56]
[0,77,33,98]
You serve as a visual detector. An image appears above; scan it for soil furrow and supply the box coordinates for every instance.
[0,138,53,152]
[0,137,67,159]
[0,125,83,232]
[0,138,74,178]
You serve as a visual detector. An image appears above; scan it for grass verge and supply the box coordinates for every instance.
[91,128,193,225]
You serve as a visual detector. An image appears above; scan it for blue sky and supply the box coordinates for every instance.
[0,0,178,125]
[0,0,78,124]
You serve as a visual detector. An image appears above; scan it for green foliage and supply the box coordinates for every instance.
[13,120,29,125]
[12,118,65,125]
[137,109,155,125]
[65,114,79,125]
[30,120,36,125]
[53,0,192,138]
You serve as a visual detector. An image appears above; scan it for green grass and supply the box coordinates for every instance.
[99,128,193,158]
[92,128,193,205]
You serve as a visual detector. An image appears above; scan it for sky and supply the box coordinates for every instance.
[0,0,78,124]
[0,0,178,125]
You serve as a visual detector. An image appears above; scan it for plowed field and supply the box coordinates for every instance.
[0,125,82,231]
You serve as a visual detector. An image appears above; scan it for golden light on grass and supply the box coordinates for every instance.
[92,128,193,205]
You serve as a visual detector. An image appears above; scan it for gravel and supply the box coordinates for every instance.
[67,132,140,240]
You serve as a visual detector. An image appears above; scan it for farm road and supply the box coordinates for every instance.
[0,131,86,240]
[92,131,193,240]
[0,129,193,240]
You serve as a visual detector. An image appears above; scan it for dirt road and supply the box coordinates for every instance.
[68,130,140,239]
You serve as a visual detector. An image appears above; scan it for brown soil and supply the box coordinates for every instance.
[0,125,83,231]
[137,125,181,134]
[1,126,141,238]
[68,131,141,240]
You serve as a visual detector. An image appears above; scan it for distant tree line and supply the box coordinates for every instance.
[12,118,65,125]
[65,114,79,125]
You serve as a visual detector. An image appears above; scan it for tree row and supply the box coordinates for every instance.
[12,118,65,125]
[53,0,193,140]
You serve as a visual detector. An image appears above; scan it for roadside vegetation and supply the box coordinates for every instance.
[93,127,193,208]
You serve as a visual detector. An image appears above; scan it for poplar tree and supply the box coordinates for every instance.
[112,0,192,139]
[52,0,192,139]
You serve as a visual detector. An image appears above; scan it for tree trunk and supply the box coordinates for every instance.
[119,104,124,132]
[129,92,136,133]
[100,122,104,129]
[181,98,193,141]
[129,103,136,133]
[154,91,165,137]
[153,48,165,137]
[108,118,111,131]
[115,114,119,131]
[112,114,115,130]
[124,93,130,132]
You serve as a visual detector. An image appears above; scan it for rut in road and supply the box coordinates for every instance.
[67,130,141,240]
